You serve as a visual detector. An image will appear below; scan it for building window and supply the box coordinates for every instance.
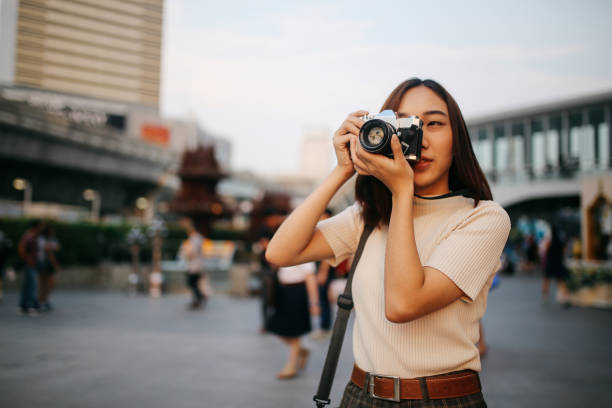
[546,129,559,168]
[513,135,524,175]
[570,126,580,161]
[475,129,492,172]
[532,131,546,175]
[495,137,508,173]
[580,125,596,170]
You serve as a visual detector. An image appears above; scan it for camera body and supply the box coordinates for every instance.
[358,110,423,161]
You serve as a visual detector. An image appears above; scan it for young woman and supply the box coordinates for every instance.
[266,78,510,407]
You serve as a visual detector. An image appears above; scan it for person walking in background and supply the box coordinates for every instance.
[0,220,13,302]
[254,210,284,333]
[266,261,319,380]
[541,226,570,305]
[18,220,44,316]
[178,217,205,310]
[524,234,539,273]
[37,224,60,311]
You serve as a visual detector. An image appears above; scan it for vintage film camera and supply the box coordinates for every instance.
[358,110,423,161]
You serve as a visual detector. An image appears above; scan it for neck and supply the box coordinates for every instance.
[414,185,450,197]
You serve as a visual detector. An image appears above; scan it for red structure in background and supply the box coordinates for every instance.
[248,191,293,242]
[169,146,229,234]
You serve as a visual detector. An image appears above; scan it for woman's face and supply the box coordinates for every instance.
[396,86,453,196]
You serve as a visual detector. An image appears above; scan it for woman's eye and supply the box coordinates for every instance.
[427,121,443,127]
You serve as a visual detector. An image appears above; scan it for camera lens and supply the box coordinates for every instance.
[367,127,385,145]
[359,119,394,156]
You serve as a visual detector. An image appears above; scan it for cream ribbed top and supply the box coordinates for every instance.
[317,195,511,378]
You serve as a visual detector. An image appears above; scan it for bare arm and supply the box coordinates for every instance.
[266,110,368,267]
[265,168,351,266]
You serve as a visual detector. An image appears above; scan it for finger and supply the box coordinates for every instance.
[354,138,379,164]
[350,110,369,118]
[341,121,361,136]
[390,134,405,162]
[350,136,368,170]
[354,164,370,176]
[346,116,365,129]
[333,133,351,147]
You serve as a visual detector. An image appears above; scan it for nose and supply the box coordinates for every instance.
[421,131,429,150]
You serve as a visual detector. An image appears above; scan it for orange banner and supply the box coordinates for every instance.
[140,124,170,146]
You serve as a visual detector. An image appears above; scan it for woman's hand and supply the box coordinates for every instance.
[349,133,414,197]
[333,110,369,178]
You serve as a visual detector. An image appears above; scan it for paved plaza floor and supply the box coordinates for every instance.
[1,275,611,408]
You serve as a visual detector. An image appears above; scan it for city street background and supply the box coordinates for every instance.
[1,276,610,408]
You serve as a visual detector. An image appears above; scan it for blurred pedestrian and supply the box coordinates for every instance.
[541,227,569,305]
[178,217,205,310]
[37,224,60,311]
[266,262,319,379]
[0,220,12,302]
[524,234,539,273]
[18,220,44,316]
[254,210,283,333]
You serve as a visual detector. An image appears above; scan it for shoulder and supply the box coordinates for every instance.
[319,202,364,230]
[462,200,511,235]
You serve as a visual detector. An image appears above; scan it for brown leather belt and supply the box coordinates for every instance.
[351,364,481,402]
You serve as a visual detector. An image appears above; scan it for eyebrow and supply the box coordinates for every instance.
[397,110,447,118]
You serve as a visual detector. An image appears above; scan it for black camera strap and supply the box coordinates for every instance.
[313,223,373,408]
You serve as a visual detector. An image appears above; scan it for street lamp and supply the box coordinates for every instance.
[136,197,149,211]
[136,196,153,221]
[83,188,100,222]
[13,178,32,215]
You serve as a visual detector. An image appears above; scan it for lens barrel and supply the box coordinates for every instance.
[358,119,396,156]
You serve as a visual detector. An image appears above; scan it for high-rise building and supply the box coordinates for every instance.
[0,0,163,107]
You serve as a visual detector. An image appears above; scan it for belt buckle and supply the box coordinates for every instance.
[368,373,400,402]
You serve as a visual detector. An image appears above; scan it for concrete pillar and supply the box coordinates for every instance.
[542,115,550,172]
[504,121,513,177]
[523,118,532,178]
[582,107,592,169]
[605,104,611,169]
[487,124,495,179]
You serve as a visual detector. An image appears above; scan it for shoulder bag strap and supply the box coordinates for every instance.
[313,223,374,408]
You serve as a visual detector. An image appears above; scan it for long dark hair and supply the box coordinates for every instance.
[355,78,492,227]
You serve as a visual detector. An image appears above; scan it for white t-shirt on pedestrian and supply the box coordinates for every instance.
[277,262,315,285]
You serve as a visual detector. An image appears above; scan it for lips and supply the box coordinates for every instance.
[412,158,432,171]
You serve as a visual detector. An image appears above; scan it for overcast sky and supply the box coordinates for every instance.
[160,0,612,176]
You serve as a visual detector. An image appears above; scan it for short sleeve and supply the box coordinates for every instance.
[316,203,364,266]
[424,202,511,301]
